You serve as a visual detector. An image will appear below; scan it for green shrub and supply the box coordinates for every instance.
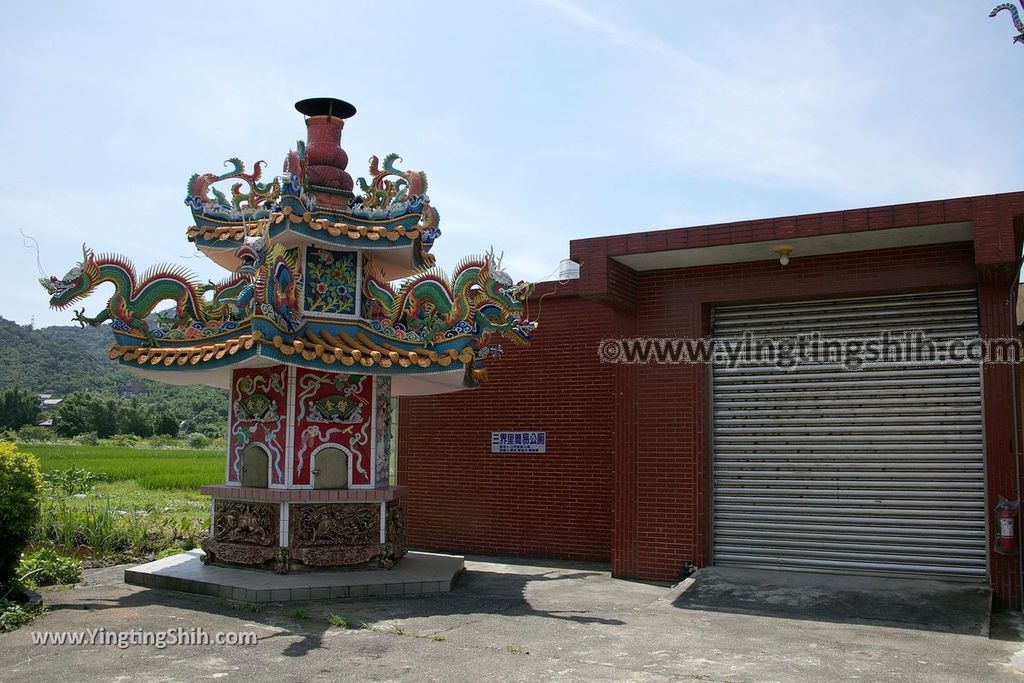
[16,426,53,443]
[201,425,225,440]
[41,466,105,496]
[18,549,82,587]
[156,546,186,559]
[0,600,41,632]
[185,433,210,449]
[0,429,17,443]
[73,431,99,446]
[0,444,42,591]
[107,434,141,448]
[148,434,178,449]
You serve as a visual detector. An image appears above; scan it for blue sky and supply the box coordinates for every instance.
[3,1,1022,326]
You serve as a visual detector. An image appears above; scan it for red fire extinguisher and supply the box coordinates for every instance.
[994,497,1020,556]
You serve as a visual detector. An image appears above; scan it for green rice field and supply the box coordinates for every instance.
[20,444,224,491]
[15,443,222,560]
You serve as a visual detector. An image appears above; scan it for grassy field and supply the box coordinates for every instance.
[21,443,223,491]
[16,443,223,561]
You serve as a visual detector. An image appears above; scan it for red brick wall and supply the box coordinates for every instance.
[399,240,1023,603]
[398,284,616,561]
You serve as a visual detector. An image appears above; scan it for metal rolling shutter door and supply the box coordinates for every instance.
[710,290,987,580]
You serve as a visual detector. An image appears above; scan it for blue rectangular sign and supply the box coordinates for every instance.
[491,431,546,453]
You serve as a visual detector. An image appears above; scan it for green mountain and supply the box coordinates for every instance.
[0,317,228,433]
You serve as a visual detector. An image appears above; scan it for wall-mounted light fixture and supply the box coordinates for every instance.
[772,245,794,266]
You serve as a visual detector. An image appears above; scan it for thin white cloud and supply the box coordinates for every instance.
[524,0,1021,204]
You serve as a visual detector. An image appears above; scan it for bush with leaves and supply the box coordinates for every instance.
[17,549,82,588]
[73,431,99,446]
[0,443,42,592]
[16,425,53,443]
[41,466,105,496]
[107,433,141,448]
[0,600,40,632]
[148,434,178,449]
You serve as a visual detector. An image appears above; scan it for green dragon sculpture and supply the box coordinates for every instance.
[363,250,536,347]
[40,245,254,343]
[186,158,281,212]
[356,153,427,208]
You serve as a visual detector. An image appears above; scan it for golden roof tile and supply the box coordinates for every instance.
[106,328,476,371]
[186,207,426,243]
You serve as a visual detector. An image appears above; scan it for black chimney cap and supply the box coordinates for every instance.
[294,98,357,119]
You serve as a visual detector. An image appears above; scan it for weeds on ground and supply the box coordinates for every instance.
[329,614,354,629]
[233,602,264,614]
[506,643,529,655]
[34,495,206,557]
[21,446,215,563]
[32,476,207,560]
[286,606,309,620]
[429,633,447,641]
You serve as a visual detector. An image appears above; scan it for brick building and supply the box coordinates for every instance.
[398,191,1024,607]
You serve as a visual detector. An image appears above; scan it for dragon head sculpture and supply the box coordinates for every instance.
[472,251,537,346]
[39,245,99,310]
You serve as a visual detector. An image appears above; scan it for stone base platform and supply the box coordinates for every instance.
[125,550,464,603]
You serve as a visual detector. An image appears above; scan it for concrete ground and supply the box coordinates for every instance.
[1,556,1023,682]
[672,566,994,636]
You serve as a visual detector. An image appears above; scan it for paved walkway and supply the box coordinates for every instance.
[1,557,1023,682]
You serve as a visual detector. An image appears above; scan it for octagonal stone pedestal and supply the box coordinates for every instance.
[198,485,409,573]
[125,550,465,603]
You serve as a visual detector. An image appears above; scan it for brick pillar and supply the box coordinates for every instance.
[978,271,1021,608]
[611,307,639,578]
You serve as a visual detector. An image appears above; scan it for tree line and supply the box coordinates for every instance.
[0,387,183,438]
[51,392,180,438]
